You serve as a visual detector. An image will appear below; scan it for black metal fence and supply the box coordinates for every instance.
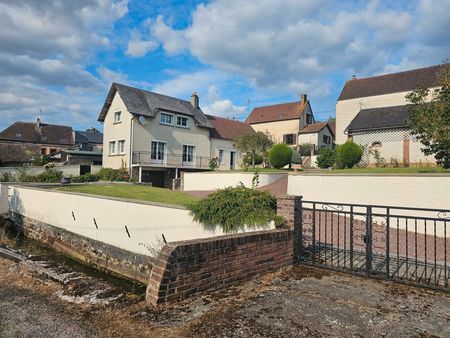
[298,200,449,291]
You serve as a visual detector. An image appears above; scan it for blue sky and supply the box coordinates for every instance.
[0,0,449,132]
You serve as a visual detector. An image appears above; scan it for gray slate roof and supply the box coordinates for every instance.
[98,83,213,128]
[75,130,103,144]
[338,64,447,101]
[346,105,410,133]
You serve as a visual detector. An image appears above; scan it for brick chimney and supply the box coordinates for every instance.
[300,93,307,104]
[191,92,199,109]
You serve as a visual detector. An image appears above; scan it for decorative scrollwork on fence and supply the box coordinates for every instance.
[437,211,450,220]
[321,203,344,212]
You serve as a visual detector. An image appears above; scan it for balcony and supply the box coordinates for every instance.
[132,151,210,169]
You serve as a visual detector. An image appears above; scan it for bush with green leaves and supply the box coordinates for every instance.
[0,172,15,182]
[336,141,364,168]
[299,143,313,156]
[243,152,264,166]
[316,147,336,168]
[290,149,302,165]
[36,169,63,183]
[268,144,292,169]
[71,173,99,183]
[188,185,278,233]
[97,167,129,181]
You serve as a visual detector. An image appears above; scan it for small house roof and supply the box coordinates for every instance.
[346,105,410,133]
[299,122,331,134]
[206,115,254,141]
[0,121,73,145]
[246,100,309,124]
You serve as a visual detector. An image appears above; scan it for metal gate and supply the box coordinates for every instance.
[298,200,449,291]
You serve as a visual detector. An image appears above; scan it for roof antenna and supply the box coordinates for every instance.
[39,109,43,121]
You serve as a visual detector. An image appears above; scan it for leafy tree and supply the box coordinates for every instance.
[268,144,292,169]
[235,131,273,168]
[336,141,363,168]
[243,152,263,166]
[316,147,336,168]
[406,64,450,168]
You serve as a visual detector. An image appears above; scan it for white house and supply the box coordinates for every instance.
[335,64,447,165]
[98,83,253,187]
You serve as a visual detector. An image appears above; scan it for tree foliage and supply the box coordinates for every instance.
[188,185,277,233]
[268,144,292,169]
[235,131,273,167]
[316,147,336,168]
[406,64,450,168]
[336,141,363,168]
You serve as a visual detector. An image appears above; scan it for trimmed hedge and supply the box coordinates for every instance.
[316,147,336,168]
[336,141,363,168]
[268,144,292,169]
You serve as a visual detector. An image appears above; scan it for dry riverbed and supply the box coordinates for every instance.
[1,254,449,338]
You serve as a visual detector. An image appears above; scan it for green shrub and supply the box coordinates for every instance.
[336,141,364,168]
[0,172,15,182]
[188,185,277,233]
[243,152,264,166]
[316,147,336,168]
[290,150,302,165]
[299,143,313,156]
[268,144,292,169]
[71,173,99,183]
[36,169,63,183]
[97,167,129,181]
[209,157,219,170]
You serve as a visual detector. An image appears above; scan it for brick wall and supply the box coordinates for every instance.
[146,228,294,305]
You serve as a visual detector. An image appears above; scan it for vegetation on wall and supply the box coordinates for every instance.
[406,64,450,168]
[335,141,364,168]
[268,144,292,169]
[235,132,273,168]
[316,147,336,168]
[188,185,280,233]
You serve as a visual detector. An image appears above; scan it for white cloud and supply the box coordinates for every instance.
[126,31,158,57]
[202,85,247,118]
[0,0,129,130]
[151,15,188,54]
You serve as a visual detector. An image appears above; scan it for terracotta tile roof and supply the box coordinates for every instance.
[0,121,74,145]
[245,101,307,124]
[206,115,254,141]
[338,64,448,101]
[0,142,41,163]
[299,122,329,134]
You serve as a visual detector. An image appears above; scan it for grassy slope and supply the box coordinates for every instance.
[56,184,198,207]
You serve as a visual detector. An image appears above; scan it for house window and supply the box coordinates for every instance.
[15,133,21,138]
[114,111,121,123]
[283,134,296,145]
[182,145,195,163]
[160,113,173,125]
[177,116,189,128]
[118,140,125,154]
[151,141,166,161]
[218,149,224,164]
[109,141,116,155]
[306,114,312,124]
[323,135,331,145]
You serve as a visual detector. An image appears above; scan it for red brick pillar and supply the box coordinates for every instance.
[277,195,302,262]
[403,131,410,166]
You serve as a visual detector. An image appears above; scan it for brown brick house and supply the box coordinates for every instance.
[0,119,74,166]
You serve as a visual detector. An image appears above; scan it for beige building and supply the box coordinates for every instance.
[246,94,334,153]
[336,64,447,165]
[98,83,253,187]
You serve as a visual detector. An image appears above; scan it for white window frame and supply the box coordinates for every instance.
[109,141,116,155]
[118,139,126,154]
[150,140,167,165]
[176,115,189,128]
[160,112,173,125]
[182,144,195,165]
[218,149,225,164]
[114,111,121,123]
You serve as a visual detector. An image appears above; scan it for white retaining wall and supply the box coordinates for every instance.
[288,174,450,210]
[0,184,9,215]
[7,186,232,256]
[183,172,286,191]
[0,165,102,179]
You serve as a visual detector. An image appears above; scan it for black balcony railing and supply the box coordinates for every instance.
[132,151,210,169]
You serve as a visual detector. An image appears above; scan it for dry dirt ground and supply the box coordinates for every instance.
[1,257,449,338]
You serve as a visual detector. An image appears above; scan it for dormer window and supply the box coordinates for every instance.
[177,116,189,128]
[114,111,121,123]
[306,114,313,124]
[160,113,173,125]
[16,133,21,138]
[41,136,48,142]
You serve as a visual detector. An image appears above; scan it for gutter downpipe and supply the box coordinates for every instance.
[130,115,135,180]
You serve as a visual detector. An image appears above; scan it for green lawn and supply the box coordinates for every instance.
[232,168,293,173]
[324,166,450,174]
[56,184,199,207]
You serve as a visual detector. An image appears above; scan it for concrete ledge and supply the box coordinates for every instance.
[146,228,294,305]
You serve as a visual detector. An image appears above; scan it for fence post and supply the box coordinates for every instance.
[276,195,303,264]
[366,205,373,276]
